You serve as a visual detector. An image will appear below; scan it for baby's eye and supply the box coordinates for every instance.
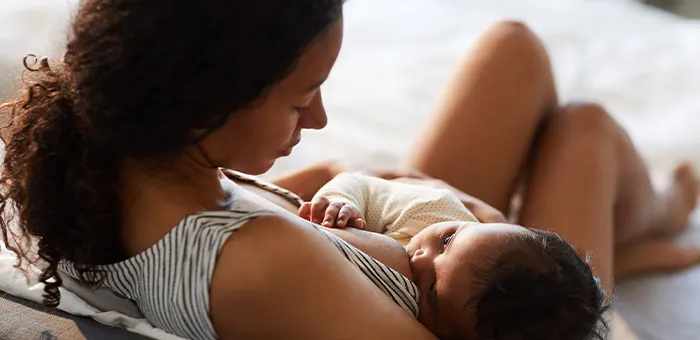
[440,233,454,254]
[442,234,453,246]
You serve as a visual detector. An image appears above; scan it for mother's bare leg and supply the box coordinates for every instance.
[404,21,557,214]
[520,103,700,293]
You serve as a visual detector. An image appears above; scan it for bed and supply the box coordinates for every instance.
[2,0,699,339]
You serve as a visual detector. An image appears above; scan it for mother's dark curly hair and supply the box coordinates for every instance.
[0,0,344,307]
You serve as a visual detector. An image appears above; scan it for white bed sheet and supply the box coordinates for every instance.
[2,0,700,339]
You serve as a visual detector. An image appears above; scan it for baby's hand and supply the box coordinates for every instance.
[298,196,366,229]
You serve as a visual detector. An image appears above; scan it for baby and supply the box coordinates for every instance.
[298,173,608,340]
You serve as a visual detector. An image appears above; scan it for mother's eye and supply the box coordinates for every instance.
[292,106,308,113]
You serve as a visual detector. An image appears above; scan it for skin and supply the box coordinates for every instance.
[120,19,342,255]
[115,15,700,339]
[302,197,528,339]
[400,21,700,296]
[198,43,333,175]
[405,222,531,339]
[119,18,438,339]
[288,20,700,338]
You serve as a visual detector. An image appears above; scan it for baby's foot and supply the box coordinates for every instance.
[655,163,699,237]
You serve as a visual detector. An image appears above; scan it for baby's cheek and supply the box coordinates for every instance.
[415,305,442,336]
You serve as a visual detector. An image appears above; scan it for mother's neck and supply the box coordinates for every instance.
[118,153,232,256]
[120,154,228,208]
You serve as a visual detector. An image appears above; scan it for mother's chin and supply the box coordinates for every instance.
[324,227,413,280]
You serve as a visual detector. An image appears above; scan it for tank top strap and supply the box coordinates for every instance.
[221,169,305,208]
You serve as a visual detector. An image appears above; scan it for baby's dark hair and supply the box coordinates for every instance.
[472,229,611,340]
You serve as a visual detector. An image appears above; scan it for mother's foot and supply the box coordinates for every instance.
[653,163,699,237]
[615,239,700,279]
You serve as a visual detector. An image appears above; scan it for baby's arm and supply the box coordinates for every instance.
[313,173,369,214]
[298,195,367,229]
[300,173,479,237]
[299,173,407,234]
[299,173,373,230]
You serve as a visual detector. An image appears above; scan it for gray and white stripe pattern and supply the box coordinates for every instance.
[316,226,420,317]
[60,196,419,339]
[61,210,271,339]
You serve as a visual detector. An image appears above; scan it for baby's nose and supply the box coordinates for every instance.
[410,248,433,274]
[412,248,424,259]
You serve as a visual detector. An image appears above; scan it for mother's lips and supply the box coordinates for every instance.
[287,136,302,149]
[279,137,302,156]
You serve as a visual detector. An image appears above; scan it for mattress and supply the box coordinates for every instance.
[2,0,699,339]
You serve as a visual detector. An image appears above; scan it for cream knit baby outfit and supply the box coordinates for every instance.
[314,173,479,245]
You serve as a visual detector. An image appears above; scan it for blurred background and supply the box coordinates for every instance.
[1,0,699,339]
[643,0,700,17]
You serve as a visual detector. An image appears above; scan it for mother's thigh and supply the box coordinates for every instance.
[404,21,558,213]
[519,103,618,294]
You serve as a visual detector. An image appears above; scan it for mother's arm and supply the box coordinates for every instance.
[270,161,433,202]
[271,161,339,201]
[210,215,436,340]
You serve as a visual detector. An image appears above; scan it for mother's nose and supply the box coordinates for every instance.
[300,91,328,130]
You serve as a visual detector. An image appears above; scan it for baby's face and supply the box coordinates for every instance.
[405,221,530,339]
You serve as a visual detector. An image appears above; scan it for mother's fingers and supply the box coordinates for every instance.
[476,208,507,223]
[372,168,431,181]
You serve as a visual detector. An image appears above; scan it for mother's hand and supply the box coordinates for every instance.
[364,168,432,181]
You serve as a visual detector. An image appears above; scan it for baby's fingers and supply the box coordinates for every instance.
[350,218,366,230]
[338,206,366,229]
[298,202,312,220]
[322,202,345,227]
[310,196,330,224]
[336,205,356,228]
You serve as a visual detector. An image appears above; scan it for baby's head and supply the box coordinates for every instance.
[405,221,609,340]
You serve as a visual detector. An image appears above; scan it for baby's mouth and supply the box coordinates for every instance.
[405,243,418,258]
[405,249,413,263]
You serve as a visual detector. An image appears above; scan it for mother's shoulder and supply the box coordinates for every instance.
[207,214,334,334]
[207,213,437,339]
[209,214,331,293]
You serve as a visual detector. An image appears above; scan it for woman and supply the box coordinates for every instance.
[0,1,697,339]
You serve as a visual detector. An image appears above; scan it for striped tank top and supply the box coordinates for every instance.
[59,171,419,340]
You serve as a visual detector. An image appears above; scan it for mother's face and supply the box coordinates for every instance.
[200,19,344,175]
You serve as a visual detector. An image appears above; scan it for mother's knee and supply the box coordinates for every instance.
[533,103,621,177]
[487,20,534,38]
[542,102,619,145]
[557,102,616,133]
[475,20,553,85]
[481,20,546,57]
